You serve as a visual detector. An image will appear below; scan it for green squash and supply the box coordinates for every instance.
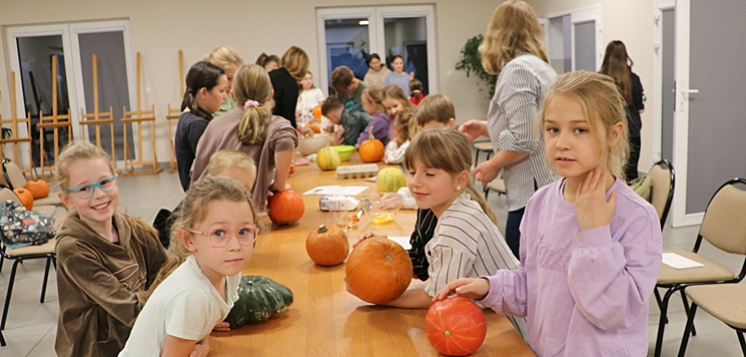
[225,275,294,329]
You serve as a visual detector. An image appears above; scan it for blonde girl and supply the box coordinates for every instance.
[191,64,298,211]
[119,177,258,357]
[54,141,167,357]
[356,85,390,148]
[204,45,244,116]
[351,128,520,313]
[270,46,310,129]
[459,0,557,259]
[435,71,662,357]
[382,84,416,162]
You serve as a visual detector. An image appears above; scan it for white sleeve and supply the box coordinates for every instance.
[396,187,417,209]
[384,140,409,164]
[164,290,213,341]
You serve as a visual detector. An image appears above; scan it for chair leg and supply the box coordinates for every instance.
[736,330,746,356]
[0,255,4,273]
[0,329,5,346]
[654,288,668,324]
[681,292,697,336]
[677,303,698,357]
[1,260,21,330]
[40,257,52,303]
[655,288,677,357]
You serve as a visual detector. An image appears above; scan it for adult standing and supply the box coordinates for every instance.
[600,40,645,182]
[269,46,309,129]
[363,53,391,87]
[459,0,557,259]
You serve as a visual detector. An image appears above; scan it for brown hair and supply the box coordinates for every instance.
[362,85,386,114]
[255,53,280,69]
[403,128,498,225]
[383,84,413,110]
[600,40,633,103]
[393,107,418,144]
[321,96,343,116]
[414,94,456,126]
[281,46,309,81]
[479,0,548,75]
[141,176,258,303]
[409,78,423,93]
[331,66,355,94]
[203,45,243,70]
[536,71,630,179]
[206,150,257,179]
[232,64,273,145]
[181,61,225,120]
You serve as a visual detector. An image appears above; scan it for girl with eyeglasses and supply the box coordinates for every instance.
[54,141,168,357]
[119,176,259,357]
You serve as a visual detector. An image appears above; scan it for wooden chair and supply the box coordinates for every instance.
[652,178,746,357]
[678,284,746,356]
[0,188,57,345]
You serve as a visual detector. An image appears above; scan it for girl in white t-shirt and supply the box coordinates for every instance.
[119,177,259,357]
[296,71,327,127]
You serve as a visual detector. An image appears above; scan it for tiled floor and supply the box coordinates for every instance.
[1,170,744,356]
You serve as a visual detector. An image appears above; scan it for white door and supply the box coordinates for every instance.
[546,5,602,74]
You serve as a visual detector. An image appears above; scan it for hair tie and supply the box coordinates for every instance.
[244,100,260,110]
[365,88,373,104]
[186,88,193,94]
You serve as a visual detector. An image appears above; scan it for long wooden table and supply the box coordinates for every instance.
[210,155,535,357]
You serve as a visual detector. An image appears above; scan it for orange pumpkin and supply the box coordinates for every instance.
[306,225,349,266]
[13,188,33,210]
[359,126,385,163]
[426,297,487,356]
[25,179,50,199]
[313,105,322,119]
[305,122,321,134]
[345,236,413,304]
[267,190,305,225]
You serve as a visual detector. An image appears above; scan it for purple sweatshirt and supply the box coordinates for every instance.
[478,178,662,357]
[357,112,390,146]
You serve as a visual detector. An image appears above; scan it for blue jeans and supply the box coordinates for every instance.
[505,207,525,261]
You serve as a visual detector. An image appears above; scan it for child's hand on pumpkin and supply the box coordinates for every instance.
[212,321,230,332]
[432,278,490,302]
[575,168,616,230]
[352,231,386,248]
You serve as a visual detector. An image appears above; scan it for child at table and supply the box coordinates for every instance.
[54,141,168,357]
[356,85,390,148]
[383,84,416,164]
[119,177,259,357]
[321,97,369,146]
[433,71,662,357]
[414,94,457,130]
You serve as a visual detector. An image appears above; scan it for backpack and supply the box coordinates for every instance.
[0,200,56,249]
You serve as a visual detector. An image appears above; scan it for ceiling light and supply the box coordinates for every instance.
[359,20,369,25]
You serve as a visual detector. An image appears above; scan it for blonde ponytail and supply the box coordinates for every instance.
[232,64,273,145]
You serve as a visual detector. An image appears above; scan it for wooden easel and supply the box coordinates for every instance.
[121,52,162,175]
[166,50,184,173]
[79,53,117,169]
[0,72,33,175]
[38,55,73,177]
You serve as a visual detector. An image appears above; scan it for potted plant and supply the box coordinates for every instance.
[455,34,498,99]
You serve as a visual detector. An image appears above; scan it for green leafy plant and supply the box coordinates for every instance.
[2,128,11,140]
[455,34,497,99]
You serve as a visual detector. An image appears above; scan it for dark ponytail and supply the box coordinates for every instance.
[181,61,225,121]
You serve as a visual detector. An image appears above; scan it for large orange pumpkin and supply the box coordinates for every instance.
[345,236,412,304]
[426,297,487,356]
[306,225,349,266]
[13,188,33,210]
[267,190,305,225]
[359,126,385,163]
[25,179,50,199]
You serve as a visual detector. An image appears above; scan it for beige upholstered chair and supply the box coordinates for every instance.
[484,178,506,199]
[678,283,746,356]
[652,178,746,357]
[1,158,64,208]
[472,140,493,167]
[647,159,675,228]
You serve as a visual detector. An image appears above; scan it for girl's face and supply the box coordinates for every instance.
[406,156,466,216]
[369,57,382,71]
[224,66,237,93]
[265,61,279,72]
[361,95,380,116]
[383,97,405,118]
[391,57,404,73]
[182,199,256,285]
[543,94,622,183]
[201,74,229,113]
[301,73,314,90]
[60,158,119,228]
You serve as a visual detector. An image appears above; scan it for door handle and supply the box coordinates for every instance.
[682,89,699,94]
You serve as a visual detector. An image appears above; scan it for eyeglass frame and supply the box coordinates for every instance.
[65,174,119,199]
[187,226,260,247]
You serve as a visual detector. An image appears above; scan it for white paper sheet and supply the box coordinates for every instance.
[388,236,412,250]
[662,253,705,270]
[303,186,369,196]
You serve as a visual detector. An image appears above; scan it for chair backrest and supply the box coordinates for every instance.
[699,178,746,255]
[648,159,675,229]
[0,188,21,205]
[1,159,26,190]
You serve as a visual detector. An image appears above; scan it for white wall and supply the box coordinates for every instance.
[0,0,500,166]
[530,0,656,171]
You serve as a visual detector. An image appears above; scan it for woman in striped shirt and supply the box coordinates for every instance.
[459,0,557,260]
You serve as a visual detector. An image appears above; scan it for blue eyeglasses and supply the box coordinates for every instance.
[66,175,118,199]
[187,226,260,247]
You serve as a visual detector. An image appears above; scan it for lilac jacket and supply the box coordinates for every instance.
[356,112,390,146]
[479,178,662,357]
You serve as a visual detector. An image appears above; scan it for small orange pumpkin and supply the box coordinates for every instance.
[305,122,321,134]
[267,190,305,225]
[426,297,487,356]
[13,188,33,210]
[25,179,50,199]
[306,225,349,266]
[345,236,413,304]
[359,126,385,163]
[313,105,322,120]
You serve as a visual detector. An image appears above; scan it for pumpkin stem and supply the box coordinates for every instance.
[368,125,375,141]
[444,330,451,337]
[317,225,329,233]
